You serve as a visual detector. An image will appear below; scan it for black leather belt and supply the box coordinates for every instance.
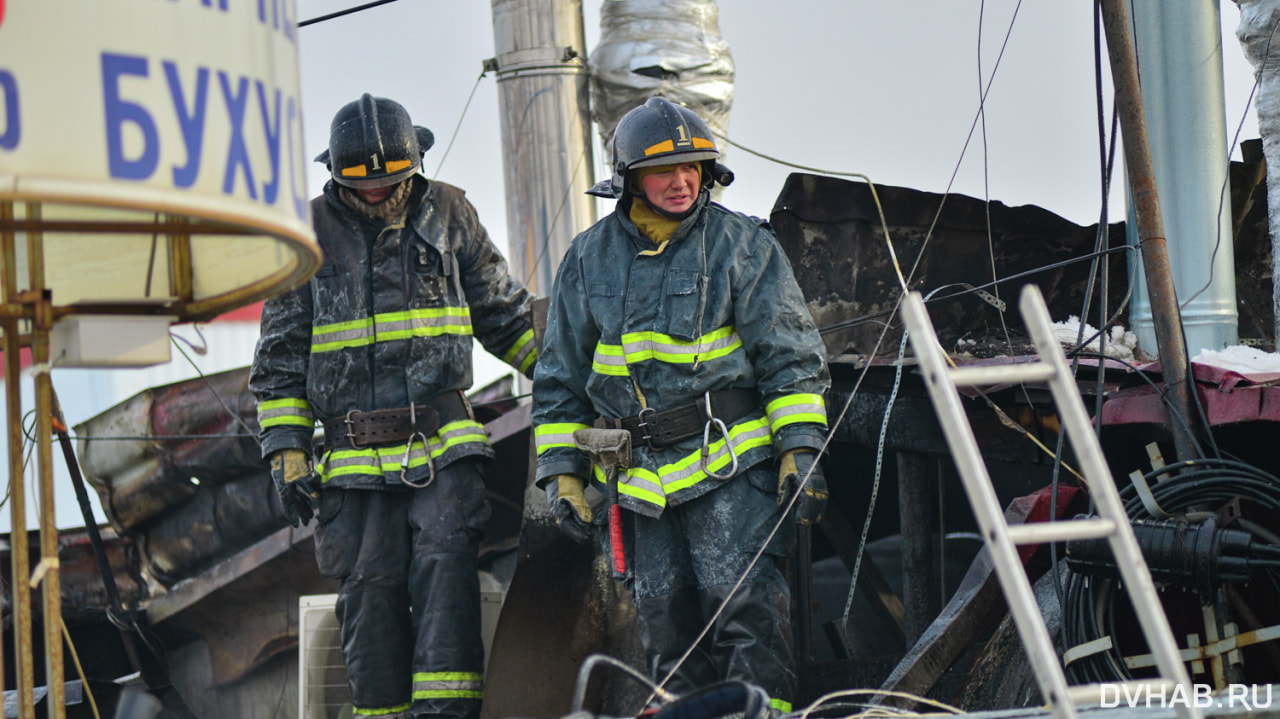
[600,388,760,450]
[322,391,473,450]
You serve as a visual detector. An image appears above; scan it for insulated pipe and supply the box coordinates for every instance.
[1237,0,1280,345]
[1100,0,1201,463]
[489,0,597,297]
[1127,0,1239,355]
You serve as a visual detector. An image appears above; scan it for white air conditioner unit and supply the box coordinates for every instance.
[299,594,352,719]
[300,581,505,719]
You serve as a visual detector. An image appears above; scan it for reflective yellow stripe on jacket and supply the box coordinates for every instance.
[312,307,473,354]
[534,422,590,455]
[257,397,315,429]
[412,671,483,700]
[315,420,488,481]
[352,702,411,717]
[591,326,742,376]
[502,327,538,374]
[765,392,827,434]
[593,416,773,512]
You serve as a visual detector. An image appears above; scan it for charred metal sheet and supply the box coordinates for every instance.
[138,471,286,586]
[482,519,645,719]
[75,366,263,532]
[146,525,314,625]
[147,527,337,688]
[1,526,148,616]
[480,401,532,558]
[770,173,1130,358]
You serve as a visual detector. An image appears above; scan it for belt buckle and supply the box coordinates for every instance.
[635,407,659,450]
[343,409,366,450]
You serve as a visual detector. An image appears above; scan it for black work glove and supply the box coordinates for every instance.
[546,474,594,545]
[777,449,828,526]
[269,448,320,528]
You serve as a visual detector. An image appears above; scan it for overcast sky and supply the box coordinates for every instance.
[296,1,1257,224]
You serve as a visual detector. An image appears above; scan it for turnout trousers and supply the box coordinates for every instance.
[314,457,491,719]
[610,460,797,709]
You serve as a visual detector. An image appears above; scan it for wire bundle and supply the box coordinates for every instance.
[1063,458,1280,685]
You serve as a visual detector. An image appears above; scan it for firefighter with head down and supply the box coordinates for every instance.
[249,94,538,719]
[531,96,831,711]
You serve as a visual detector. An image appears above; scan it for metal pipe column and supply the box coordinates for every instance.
[1126,0,1239,355]
[1,203,35,718]
[1100,0,1201,463]
[27,204,65,718]
[489,0,598,297]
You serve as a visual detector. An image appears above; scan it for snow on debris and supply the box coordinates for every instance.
[1192,345,1280,375]
[1051,316,1138,362]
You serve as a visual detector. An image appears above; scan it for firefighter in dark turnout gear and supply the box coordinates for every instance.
[531,97,830,711]
[250,94,537,719]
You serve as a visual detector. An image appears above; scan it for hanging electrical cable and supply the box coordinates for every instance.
[1048,0,1127,646]
[433,70,489,180]
[297,0,401,28]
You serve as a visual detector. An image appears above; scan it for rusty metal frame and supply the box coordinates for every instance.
[25,202,67,719]
[2,200,35,718]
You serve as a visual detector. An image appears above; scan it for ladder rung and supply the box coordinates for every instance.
[1066,679,1178,707]
[1005,518,1116,545]
[948,362,1056,387]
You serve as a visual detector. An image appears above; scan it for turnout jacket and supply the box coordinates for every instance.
[532,193,830,517]
[250,176,537,489]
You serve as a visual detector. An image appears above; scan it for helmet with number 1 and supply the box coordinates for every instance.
[315,94,435,190]
[588,96,733,198]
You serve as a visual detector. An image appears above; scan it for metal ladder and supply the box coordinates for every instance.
[899,285,1199,719]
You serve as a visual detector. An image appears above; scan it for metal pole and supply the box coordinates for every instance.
[1099,0,1201,463]
[26,203,65,719]
[1,202,34,718]
[489,0,597,297]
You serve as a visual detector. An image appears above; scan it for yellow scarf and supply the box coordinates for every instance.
[630,200,681,254]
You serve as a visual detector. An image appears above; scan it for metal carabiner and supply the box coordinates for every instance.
[399,403,435,489]
[700,391,738,480]
[400,431,436,489]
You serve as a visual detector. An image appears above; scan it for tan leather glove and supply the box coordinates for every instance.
[777,449,828,526]
[270,448,318,527]
[547,474,593,544]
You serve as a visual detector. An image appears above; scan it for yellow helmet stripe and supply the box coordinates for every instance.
[643,139,675,156]
[692,137,715,149]
[385,159,412,172]
[340,165,368,177]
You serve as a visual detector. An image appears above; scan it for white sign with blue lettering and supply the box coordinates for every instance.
[0,0,318,314]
